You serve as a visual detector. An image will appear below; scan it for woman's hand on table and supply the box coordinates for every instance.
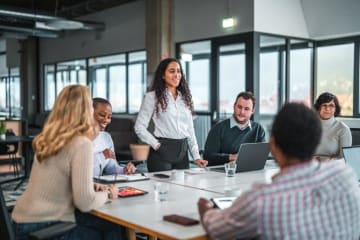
[194,159,208,167]
[124,162,136,174]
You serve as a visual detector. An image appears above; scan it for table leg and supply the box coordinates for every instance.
[127,228,136,240]
[126,229,158,240]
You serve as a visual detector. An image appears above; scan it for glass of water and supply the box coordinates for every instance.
[154,182,169,202]
[224,162,237,177]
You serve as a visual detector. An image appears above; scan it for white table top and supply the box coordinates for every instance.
[92,180,222,240]
[92,162,280,240]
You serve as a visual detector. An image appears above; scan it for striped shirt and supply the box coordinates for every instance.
[203,160,360,240]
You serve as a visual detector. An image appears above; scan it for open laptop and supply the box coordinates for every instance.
[342,146,360,181]
[210,142,270,173]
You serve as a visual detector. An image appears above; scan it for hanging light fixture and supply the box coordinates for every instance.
[222,0,237,29]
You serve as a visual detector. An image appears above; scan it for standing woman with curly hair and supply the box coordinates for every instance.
[135,58,208,172]
[12,85,124,240]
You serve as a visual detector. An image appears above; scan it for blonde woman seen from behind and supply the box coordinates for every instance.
[12,85,124,240]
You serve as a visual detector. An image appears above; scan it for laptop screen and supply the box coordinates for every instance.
[342,146,360,180]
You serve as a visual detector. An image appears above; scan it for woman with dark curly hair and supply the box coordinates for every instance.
[135,58,208,172]
[314,92,352,159]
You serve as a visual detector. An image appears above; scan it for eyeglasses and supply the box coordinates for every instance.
[320,103,336,109]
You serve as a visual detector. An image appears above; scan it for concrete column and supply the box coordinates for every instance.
[145,0,173,89]
[20,37,38,124]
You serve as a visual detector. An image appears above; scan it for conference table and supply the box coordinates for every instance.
[91,161,280,240]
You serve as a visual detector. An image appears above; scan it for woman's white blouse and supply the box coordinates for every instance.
[134,90,201,160]
[93,131,124,176]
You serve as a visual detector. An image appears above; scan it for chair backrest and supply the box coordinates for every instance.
[0,185,15,240]
[0,130,19,155]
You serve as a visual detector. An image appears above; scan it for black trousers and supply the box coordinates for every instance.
[147,137,189,172]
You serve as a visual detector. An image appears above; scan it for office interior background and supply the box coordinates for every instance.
[1,0,360,149]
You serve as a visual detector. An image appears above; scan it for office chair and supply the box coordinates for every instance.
[0,130,20,177]
[0,185,76,240]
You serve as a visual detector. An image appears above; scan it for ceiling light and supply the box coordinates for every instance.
[222,17,236,28]
[45,20,84,30]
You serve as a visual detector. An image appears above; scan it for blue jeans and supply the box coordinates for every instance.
[14,221,67,240]
[73,210,126,240]
[14,210,126,240]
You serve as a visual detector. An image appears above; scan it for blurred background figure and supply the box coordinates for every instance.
[314,92,352,159]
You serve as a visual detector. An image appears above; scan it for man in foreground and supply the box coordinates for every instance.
[198,102,360,239]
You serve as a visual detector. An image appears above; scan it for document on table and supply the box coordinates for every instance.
[184,168,208,175]
[211,197,237,209]
[94,174,150,184]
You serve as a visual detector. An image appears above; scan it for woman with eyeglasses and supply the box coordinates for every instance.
[314,92,352,159]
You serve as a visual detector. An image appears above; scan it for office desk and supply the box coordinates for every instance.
[91,180,222,240]
[92,165,280,240]
[0,135,33,184]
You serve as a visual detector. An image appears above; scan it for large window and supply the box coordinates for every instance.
[316,43,354,116]
[259,35,286,115]
[219,43,246,117]
[128,51,147,113]
[0,54,7,116]
[89,54,126,112]
[289,40,312,106]
[0,49,21,117]
[44,50,147,113]
[9,68,21,117]
[180,41,211,112]
[44,59,86,110]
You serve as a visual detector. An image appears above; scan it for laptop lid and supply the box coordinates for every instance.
[211,142,270,173]
[234,142,270,172]
[342,146,360,181]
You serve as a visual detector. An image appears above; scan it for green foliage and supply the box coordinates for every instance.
[0,121,6,134]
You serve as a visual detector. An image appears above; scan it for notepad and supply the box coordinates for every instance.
[211,197,236,209]
[94,173,150,184]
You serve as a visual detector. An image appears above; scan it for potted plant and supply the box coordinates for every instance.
[0,121,6,140]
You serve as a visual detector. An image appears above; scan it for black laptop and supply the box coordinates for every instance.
[210,142,270,173]
[342,146,360,181]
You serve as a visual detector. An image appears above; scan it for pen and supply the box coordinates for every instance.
[138,171,146,177]
[219,199,233,202]
[99,164,102,179]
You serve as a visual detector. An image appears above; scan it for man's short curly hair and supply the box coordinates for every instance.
[271,102,322,161]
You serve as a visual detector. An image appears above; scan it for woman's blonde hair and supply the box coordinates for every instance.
[33,85,98,162]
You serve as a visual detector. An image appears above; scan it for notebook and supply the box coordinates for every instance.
[210,142,270,173]
[94,173,150,184]
[342,146,360,180]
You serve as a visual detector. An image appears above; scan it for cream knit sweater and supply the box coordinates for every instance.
[12,136,108,223]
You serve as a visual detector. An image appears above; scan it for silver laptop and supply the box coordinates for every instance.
[211,142,270,173]
[342,146,360,181]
